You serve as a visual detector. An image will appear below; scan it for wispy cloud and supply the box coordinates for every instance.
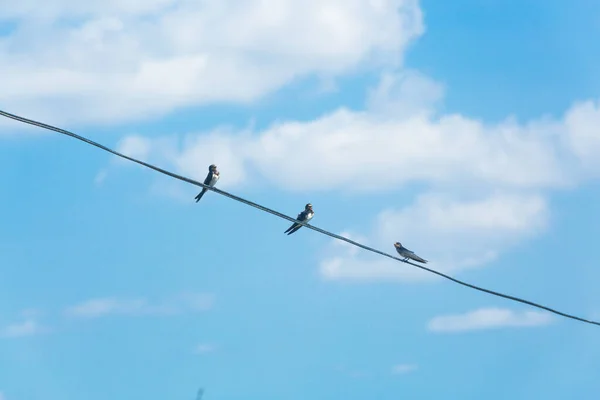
[391,364,418,375]
[1,319,48,338]
[334,364,369,379]
[65,298,155,318]
[64,292,214,319]
[194,343,216,355]
[94,170,107,185]
[427,308,553,333]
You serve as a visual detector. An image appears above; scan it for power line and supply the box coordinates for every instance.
[2,108,598,327]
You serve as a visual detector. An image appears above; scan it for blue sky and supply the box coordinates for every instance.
[1,1,600,399]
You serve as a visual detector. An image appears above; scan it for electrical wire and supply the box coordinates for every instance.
[2,108,598,327]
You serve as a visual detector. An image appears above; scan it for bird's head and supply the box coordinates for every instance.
[394,242,402,248]
[305,203,313,211]
[209,164,217,172]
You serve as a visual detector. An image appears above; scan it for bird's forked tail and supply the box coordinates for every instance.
[195,189,207,202]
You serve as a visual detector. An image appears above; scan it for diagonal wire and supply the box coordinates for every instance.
[1,108,599,327]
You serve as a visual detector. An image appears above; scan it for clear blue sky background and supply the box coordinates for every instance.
[2,1,600,399]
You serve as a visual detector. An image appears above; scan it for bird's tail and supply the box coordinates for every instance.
[195,189,207,202]
[287,225,302,235]
[410,254,428,263]
[284,223,298,234]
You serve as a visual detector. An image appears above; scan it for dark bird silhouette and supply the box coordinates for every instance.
[394,242,428,263]
[284,203,314,235]
[195,164,219,202]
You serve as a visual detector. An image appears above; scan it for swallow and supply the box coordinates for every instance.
[394,242,428,263]
[194,164,219,202]
[284,203,314,235]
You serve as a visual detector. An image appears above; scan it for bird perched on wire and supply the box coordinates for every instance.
[394,242,428,263]
[194,164,219,203]
[284,203,314,235]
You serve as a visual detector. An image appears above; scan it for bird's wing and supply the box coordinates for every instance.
[397,246,415,256]
[287,225,302,235]
[284,222,298,233]
[400,245,415,254]
[203,172,213,185]
[407,252,427,263]
[412,254,428,263]
[285,213,302,230]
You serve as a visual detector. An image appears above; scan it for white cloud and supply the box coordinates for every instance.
[112,130,251,190]
[242,110,568,192]
[46,0,591,280]
[0,0,424,125]
[377,192,548,260]
[366,69,445,118]
[65,298,152,318]
[64,292,214,318]
[391,364,417,374]
[114,73,593,195]
[107,74,600,278]
[320,242,433,282]
[320,191,548,281]
[1,319,47,338]
[329,231,367,258]
[563,99,600,175]
[427,308,553,333]
[116,135,152,161]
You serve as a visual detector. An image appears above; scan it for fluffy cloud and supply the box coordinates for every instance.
[112,72,597,194]
[562,99,600,175]
[366,69,445,118]
[427,307,553,333]
[109,71,600,278]
[64,292,214,318]
[320,191,548,281]
[0,0,424,125]
[14,0,594,280]
[116,135,153,161]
